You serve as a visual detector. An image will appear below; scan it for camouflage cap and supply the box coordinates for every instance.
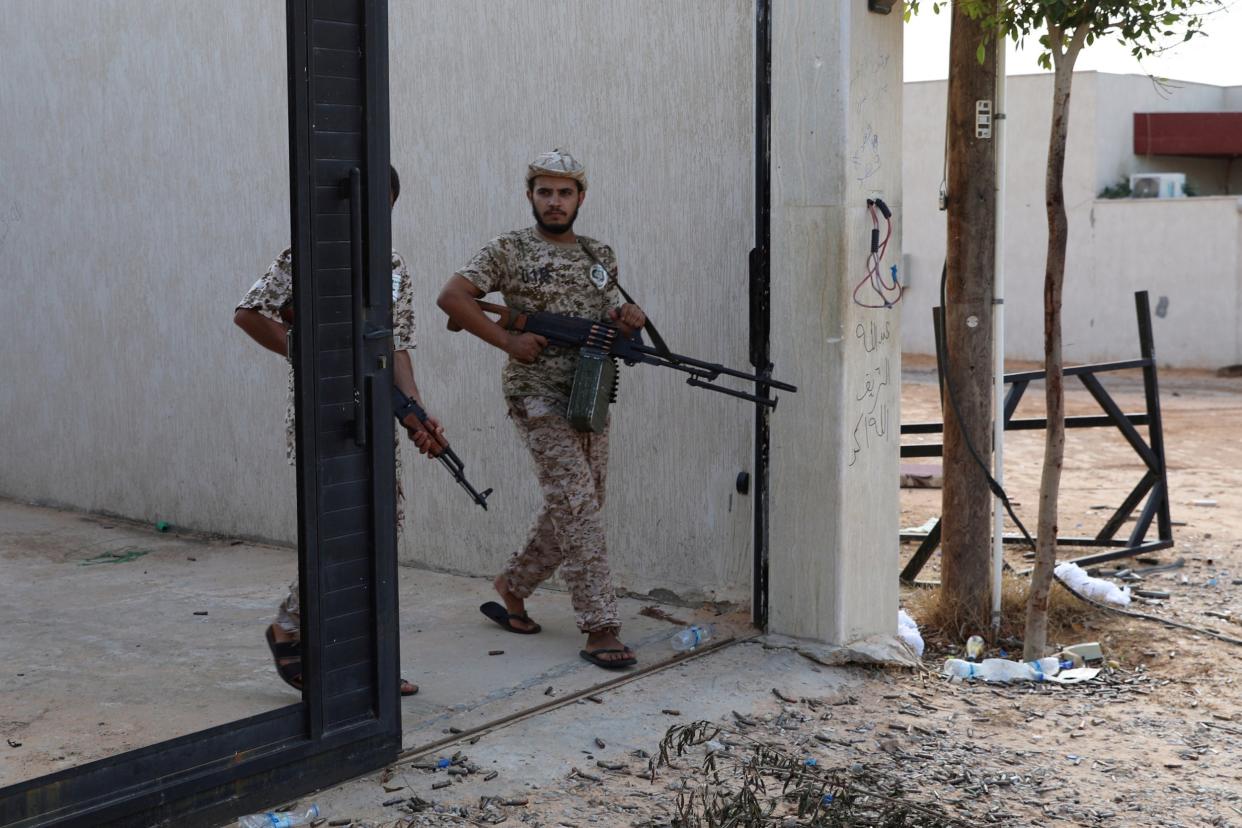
[526,148,588,191]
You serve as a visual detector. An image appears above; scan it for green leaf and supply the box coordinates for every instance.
[977,42,986,64]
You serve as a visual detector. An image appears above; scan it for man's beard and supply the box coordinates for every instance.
[532,202,579,235]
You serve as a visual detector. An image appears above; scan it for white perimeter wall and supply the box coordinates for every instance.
[0,1,758,603]
[902,71,1242,368]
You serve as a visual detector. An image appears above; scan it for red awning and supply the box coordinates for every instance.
[1134,112,1242,157]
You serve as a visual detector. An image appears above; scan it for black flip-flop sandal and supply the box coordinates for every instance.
[579,647,638,669]
[480,601,542,634]
[265,625,303,690]
[268,625,416,695]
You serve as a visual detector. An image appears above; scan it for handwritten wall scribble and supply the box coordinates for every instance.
[852,124,881,183]
[852,53,892,116]
[848,319,894,468]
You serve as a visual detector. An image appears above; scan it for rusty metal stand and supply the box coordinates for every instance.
[900,291,1173,585]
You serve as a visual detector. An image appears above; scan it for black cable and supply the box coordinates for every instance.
[854,200,902,309]
[937,260,1035,553]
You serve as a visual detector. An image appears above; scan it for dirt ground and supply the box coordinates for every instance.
[329,360,1242,827]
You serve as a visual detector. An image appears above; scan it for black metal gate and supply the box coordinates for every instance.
[0,2,400,824]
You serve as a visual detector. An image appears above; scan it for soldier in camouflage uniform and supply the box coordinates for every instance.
[234,165,441,695]
[438,150,646,669]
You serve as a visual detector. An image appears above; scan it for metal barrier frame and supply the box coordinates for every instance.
[899,291,1173,584]
[0,2,401,824]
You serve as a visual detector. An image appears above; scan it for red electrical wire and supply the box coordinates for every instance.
[853,203,903,309]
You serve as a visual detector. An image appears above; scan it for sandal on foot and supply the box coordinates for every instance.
[579,647,637,669]
[268,627,415,695]
[480,601,542,634]
[265,625,303,690]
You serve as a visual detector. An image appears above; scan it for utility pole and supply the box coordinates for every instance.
[939,2,997,635]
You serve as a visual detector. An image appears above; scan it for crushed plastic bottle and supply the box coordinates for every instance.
[237,804,320,828]
[965,635,985,662]
[943,656,1060,683]
[670,624,716,652]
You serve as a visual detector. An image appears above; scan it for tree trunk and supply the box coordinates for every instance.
[1024,31,1085,661]
[939,2,997,637]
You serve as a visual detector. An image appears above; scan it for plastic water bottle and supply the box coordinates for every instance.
[238,804,320,828]
[671,624,715,652]
[943,656,1059,683]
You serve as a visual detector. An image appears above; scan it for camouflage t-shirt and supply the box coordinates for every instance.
[457,227,623,403]
[237,247,416,461]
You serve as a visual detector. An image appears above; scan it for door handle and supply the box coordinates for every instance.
[349,167,368,447]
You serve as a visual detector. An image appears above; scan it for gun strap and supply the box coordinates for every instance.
[577,239,673,358]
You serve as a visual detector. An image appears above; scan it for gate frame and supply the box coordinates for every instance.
[0,2,401,825]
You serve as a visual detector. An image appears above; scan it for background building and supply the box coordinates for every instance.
[902,71,1242,369]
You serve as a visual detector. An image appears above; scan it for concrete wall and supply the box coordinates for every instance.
[902,71,1242,368]
[768,1,902,644]
[0,1,756,603]
[1085,197,1242,366]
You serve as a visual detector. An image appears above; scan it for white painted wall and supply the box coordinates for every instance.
[0,1,756,604]
[0,3,292,540]
[902,71,1242,368]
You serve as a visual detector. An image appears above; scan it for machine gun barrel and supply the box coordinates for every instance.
[449,301,798,407]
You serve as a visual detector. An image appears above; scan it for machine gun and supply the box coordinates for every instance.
[393,387,493,510]
[450,300,798,409]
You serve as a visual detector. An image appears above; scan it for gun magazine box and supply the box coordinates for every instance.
[568,349,617,433]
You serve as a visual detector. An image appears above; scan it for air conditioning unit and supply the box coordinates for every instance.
[1130,172,1186,199]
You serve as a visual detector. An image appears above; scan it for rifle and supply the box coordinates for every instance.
[393,387,493,510]
[449,300,797,408]
[279,304,493,509]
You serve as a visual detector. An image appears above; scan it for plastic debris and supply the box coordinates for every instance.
[896,609,924,657]
[944,656,1060,683]
[1055,561,1131,606]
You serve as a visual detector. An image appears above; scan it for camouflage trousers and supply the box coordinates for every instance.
[500,396,618,634]
[275,453,405,634]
